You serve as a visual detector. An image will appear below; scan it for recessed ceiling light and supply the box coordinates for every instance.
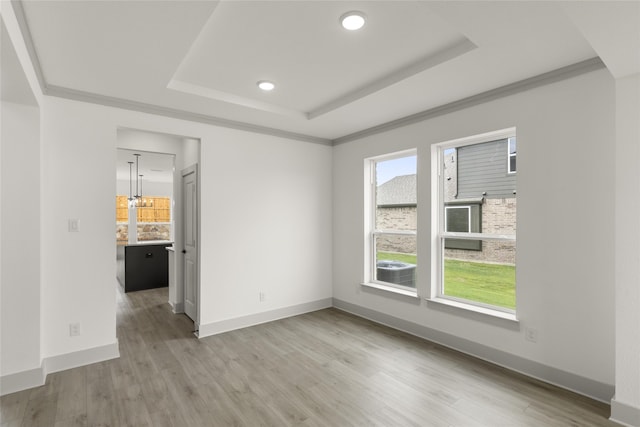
[340,11,366,31]
[257,80,275,91]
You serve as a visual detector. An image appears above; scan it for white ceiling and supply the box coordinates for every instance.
[13,1,640,142]
[1,18,37,106]
[116,149,175,184]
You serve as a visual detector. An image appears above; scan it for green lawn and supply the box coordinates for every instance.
[377,252,417,265]
[377,252,515,309]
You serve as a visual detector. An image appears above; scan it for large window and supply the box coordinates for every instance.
[432,129,517,315]
[365,150,417,292]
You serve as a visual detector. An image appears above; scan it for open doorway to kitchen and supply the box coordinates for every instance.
[115,128,201,335]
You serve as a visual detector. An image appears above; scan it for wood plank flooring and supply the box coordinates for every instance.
[2,285,616,426]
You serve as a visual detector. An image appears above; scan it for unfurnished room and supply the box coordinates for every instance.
[1,1,639,426]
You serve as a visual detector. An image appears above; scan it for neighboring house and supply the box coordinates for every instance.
[444,138,516,264]
[376,137,516,265]
[376,174,417,255]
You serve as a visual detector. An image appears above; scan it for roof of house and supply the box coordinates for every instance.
[377,174,416,206]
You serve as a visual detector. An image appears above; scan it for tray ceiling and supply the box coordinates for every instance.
[13,1,640,142]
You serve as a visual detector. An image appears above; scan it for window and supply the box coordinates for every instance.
[432,129,517,315]
[444,203,482,251]
[445,206,470,232]
[116,195,172,244]
[365,150,417,292]
[508,137,517,174]
[115,196,171,223]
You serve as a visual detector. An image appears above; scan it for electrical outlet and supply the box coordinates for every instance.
[69,322,81,337]
[68,219,80,232]
[259,292,266,302]
[524,327,538,343]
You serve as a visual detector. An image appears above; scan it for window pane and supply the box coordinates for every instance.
[436,132,516,312]
[445,207,470,232]
[375,156,417,230]
[443,239,516,309]
[508,137,517,173]
[375,234,417,288]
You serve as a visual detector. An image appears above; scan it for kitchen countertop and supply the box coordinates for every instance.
[120,240,174,247]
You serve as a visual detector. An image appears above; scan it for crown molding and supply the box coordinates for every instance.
[332,57,607,145]
[10,0,46,94]
[45,85,332,146]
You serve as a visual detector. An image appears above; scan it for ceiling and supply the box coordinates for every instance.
[1,19,37,106]
[116,149,175,185]
[10,1,640,143]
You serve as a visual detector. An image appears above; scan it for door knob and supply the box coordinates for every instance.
[182,249,186,254]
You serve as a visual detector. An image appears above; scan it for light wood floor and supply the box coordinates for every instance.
[2,285,616,427]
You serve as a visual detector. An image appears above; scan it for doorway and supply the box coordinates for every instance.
[115,128,201,332]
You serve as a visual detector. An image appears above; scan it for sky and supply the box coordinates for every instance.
[376,155,417,185]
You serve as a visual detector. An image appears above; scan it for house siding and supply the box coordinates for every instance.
[457,139,516,199]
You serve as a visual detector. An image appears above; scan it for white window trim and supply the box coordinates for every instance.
[430,128,516,317]
[508,136,517,174]
[364,149,417,295]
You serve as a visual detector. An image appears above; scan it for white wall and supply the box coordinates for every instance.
[116,180,173,199]
[38,95,333,361]
[333,69,616,390]
[182,138,199,167]
[1,101,41,377]
[40,98,119,359]
[199,130,333,328]
[613,72,640,422]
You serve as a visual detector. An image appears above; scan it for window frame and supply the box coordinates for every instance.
[508,136,517,174]
[444,203,482,251]
[364,149,418,295]
[430,128,517,316]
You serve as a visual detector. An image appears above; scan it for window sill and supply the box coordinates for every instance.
[425,297,518,323]
[361,282,419,299]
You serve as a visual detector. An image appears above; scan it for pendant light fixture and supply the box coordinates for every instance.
[127,161,135,206]
[139,174,144,206]
[127,153,144,208]
[134,154,142,200]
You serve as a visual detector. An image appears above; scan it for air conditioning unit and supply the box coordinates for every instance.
[376,261,416,288]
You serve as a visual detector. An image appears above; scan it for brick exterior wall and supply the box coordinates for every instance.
[376,206,416,231]
[445,198,516,265]
[376,198,516,265]
[375,207,417,255]
[482,198,516,235]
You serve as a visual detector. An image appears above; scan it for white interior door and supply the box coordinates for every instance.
[182,165,198,322]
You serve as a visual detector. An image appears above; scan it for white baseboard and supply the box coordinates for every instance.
[0,341,120,396]
[197,298,333,338]
[0,367,45,396]
[169,301,184,314]
[611,398,640,427]
[333,298,615,404]
[43,341,120,375]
